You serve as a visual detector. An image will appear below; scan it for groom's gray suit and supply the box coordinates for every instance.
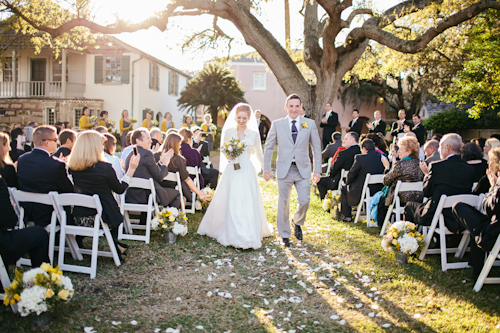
[264,115,322,238]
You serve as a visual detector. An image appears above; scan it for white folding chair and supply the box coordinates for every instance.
[473,233,500,291]
[7,187,21,217]
[472,182,478,191]
[0,256,17,313]
[185,166,199,214]
[419,194,483,271]
[202,156,212,169]
[337,169,348,191]
[325,157,333,176]
[9,189,60,266]
[380,181,424,236]
[52,193,121,279]
[118,178,159,244]
[354,173,385,225]
[164,171,186,214]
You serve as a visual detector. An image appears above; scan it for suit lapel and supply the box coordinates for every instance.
[295,119,307,146]
[282,118,294,145]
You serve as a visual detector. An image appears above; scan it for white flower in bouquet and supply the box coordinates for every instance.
[399,234,420,255]
[380,239,391,252]
[195,200,202,210]
[171,222,188,236]
[17,286,48,316]
[228,146,233,152]
[166,207,179,218]
[151,217,160,230]
[322,199,332,211]
[59,275,74,294]
[23,268,48,287]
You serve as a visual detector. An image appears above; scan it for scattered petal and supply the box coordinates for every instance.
[338,319,346,325]
[84,328,96,333]
[243,304,251,308]
[368,312,375,318]
[111,321,121,326]
[382,323,391,328]
[414,314,421,319]
[207,291,213,297]
[330,315,340,320]
[195,325,204,330]
[130,320,138,325]
[355,303,363,308]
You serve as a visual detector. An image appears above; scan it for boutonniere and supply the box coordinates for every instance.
[302,122,308,129]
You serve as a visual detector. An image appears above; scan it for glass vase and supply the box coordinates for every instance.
[395,251,408,264]
[165,232,177,244]
[30,311,53,327]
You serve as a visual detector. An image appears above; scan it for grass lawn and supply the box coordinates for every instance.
[2,177,500,332]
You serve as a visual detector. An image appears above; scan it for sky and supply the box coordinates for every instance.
[90,0,403,72]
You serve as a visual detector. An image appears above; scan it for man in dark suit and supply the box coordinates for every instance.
[125,129,181,210]
[339,139,385,222]
[404,133,474,232]
[322,132,342,164]
[53,129,76,158]
[412,114,426,146]
[320,102,339,149]
[256,110,270,142]
[391,109,412,141]
[347,109,363,136]
[317,132,361,199]
[192,127,210,160]
[423,139,440,165]
[17,125,74,227]
[367,110,386,136]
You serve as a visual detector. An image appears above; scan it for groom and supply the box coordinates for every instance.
[264,94,322,247]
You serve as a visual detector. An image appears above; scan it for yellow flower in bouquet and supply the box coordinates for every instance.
[45,288,54,299]
[222,138,247,170]
[130,118,138,123]
[151,120,159,127]
[109,120,116,126]
[58,290,70,301]
[89,115,98,122]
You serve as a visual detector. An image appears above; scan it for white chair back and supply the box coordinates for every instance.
[0,255,17,313]
[163,172,186,214]
[337,169,348,191]
[354,173,384,225]
[325,157,333,176]
[185,166,199,214]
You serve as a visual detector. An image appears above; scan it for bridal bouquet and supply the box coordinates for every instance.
[89,115,98,122]
[381,221,425,256]
[222,138,247,170]
[130,118,138,123]
[322,189,341,219]
[151,207,188,236]
[3,263,74,317]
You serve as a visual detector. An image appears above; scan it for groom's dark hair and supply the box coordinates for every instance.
[285,94,301,105]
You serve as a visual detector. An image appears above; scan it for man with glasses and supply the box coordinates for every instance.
[17,125,74,227]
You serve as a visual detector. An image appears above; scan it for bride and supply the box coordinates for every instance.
[197,103,273,249]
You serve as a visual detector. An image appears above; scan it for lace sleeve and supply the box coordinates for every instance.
[254,131,264,168]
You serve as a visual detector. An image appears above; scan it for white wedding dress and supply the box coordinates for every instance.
[197,127,273,249]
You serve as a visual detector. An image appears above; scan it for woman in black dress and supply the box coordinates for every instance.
[0,132,17,188]
[67,130,141,260]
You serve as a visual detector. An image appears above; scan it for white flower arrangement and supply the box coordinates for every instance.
[151,207,188,237]
[322,190,341,216]
[17,285,48,316]
[195,200,203,211]
[171,222,188,236]
[381,221,425,256]
[22,268,48,286]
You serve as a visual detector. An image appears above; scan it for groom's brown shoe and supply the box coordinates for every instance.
[294,225,303,241]
[282,238,290,248]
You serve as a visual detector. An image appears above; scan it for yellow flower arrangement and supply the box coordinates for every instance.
[381,221,426,257]
[151,207,189,236]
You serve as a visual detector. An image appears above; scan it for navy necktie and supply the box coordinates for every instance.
[291,120,298,143]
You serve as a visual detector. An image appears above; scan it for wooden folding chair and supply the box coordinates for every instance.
[419,194,483,271]
[52,193,121,279]
[0,256,17,313]
[164,171,186,214]
[118,178,159,244]
[354,173,385,225]
[380,181,424,236]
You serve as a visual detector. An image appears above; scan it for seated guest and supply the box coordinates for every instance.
[462,142,488,183]
[68,131,140,260]
[317,132,361,200]
[405,132,425,160]
[54,129,76,158]
[0,175,49,267]
[452,147,500,280]
[79,106,95,130]
[256,110,270,142]
[150,127,163,152]
[404,133,474,232]
[192,127,210,160]
[179,128,219,189]
[0,132,17,188]
[483,138,500,161]
[17,125,74,227]
[94,126,108,134]
[97,110,113,131]
[339,139,385,222]
[423,139,440,165]
[103,133,124,179]
[9,127,26,162]
[155,132,210,203]
[366,110,386,136]
[182,115,194,130]
[24,125,34,152]
[322,131,342,163]
[363,132,388,156]
[124,128,181,209]
[378,136,424,224]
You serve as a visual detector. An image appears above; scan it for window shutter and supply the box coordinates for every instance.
[156,65,160,91]
[149,62,153,89]
[175,74,179,95]
[94,56,103,84]
[168,71,172,95]
[121,55,130,84]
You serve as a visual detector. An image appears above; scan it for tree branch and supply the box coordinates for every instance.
[341,8,373,28]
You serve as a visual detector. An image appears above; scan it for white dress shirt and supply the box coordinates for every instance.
[287,115,301,134]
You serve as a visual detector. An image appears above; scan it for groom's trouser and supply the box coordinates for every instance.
[277,164,311,238]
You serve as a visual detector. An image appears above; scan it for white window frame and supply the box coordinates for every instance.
[149,62,160,91]
[253,72,266,91]
[105,56,121,84]
[3,57,18,82]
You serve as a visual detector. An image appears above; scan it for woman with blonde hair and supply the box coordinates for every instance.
[484,138,500,161]
[120,109,133,148]
[161,112,175,132]
[0,132,17,187]
[67,130,140,260]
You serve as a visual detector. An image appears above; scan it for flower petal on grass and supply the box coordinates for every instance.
[130,320,138,325]
[84,328,96,333]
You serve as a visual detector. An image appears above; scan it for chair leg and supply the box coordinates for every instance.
[102,223,121,267]
[57,227,67,268]
[439,217,448,272]
[455,233,470,258]
[474,237,500,291]
[419,222,439,261]
[380,204,394,236]
[46,224,56,266]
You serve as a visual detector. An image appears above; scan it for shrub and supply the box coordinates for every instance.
[423,108,500,133]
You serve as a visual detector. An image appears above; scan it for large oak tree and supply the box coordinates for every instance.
[2,0,499,122]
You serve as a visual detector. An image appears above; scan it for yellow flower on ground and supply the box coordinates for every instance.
[58,290,70,301]
[40,263,52,272]
[45,289,54,299]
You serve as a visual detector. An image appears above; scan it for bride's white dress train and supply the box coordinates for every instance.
[197,128,273,249]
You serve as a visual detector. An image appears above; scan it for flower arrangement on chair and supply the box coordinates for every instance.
[322,189,341,219]
[151,207,188,237]
[3,263,74,318]
[381,221,426,257]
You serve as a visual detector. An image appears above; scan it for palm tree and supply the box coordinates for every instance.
[178,64,246,125]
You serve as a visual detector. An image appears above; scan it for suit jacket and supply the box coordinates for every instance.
[54,146,71,158]
[320,111,339,143]
[264,116,322,179]
[345,150,385,206]
[193,140,209,159]
[412,123,426,146]
[329,144,361,179]
[425,152,441,165]
[322,140,342,162]
[348,118,363,136]
[257,118,270,142]
[390,119,412,138]
[124,146,171,206]
[0,163,17,188]
[420,155,475,232]
[369,119,387,135]
[70,161,128,226]
[17,148,74,227]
